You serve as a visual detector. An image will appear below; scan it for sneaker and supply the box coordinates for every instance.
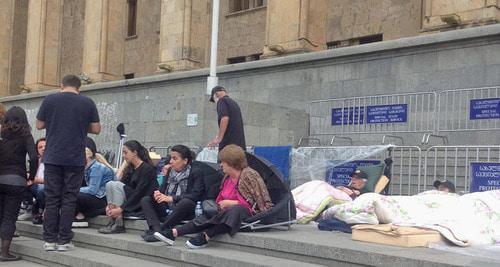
[186,233,208,249]
[43,242,57,251]
[153,229,175,246]
[142,233,160,242]
[32,215,43,225]
[98,222,125,234]
[141,229,154,238]
[57,242,75,252]
[123,214,144,220]
[71,218,89,228]
[17,213,33,221]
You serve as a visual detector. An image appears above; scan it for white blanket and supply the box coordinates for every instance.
[323,190,500,247]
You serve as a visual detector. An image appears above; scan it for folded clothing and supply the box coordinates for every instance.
[352,224,443,247]
[318,218,352,233]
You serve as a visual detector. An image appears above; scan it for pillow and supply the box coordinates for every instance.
[357,163,385,193]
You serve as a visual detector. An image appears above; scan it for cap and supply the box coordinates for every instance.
[148,151,162,160]
[351,169,368,180]
[85,137,97,157]
[433,180,456,193]
[209,86,226,102]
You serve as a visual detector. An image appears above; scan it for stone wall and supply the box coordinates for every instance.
[60,0,85,79]
[218,3,267,64]
[123,0,161,78]
[326,0,422,43]
[2,24,500,150]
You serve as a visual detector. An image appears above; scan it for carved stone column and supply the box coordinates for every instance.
[262,0,327,59]
[82,0,125,82]
[157,0,208,72]
[24,0,62,91]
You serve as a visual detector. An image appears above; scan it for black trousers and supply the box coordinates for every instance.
[140,196,196,232]
[0,184,25,241]
[176,204,249,237]
[75,192,107,218]
[43,164,84,244]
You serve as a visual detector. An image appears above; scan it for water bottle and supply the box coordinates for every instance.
[195,201,203,217]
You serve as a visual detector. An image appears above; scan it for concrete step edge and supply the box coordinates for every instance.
[16,222,325,267]
[10,235,172,267]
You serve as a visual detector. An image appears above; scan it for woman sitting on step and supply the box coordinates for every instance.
[140,145,204,242]
[98,140,158,234]
[154,144,273,249]
[72,138,115,228]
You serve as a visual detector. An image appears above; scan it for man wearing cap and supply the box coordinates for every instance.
[207,86,246,151]
[336,170,369,200]
[433,180,456,193]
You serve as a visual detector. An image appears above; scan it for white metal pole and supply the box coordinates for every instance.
[206,0,220,95]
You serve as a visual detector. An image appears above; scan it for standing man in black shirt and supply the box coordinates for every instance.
[207,86,246,152]
[36,75,101,252]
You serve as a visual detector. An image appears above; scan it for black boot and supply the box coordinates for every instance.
[99,217,125,234]
[97,217,116,234]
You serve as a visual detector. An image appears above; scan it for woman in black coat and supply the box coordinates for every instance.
[0,106,38,261]
[140,145,204,242]
[98,140,158,234]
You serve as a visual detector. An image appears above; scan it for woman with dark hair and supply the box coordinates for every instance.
[98,140,158,234]
[30,137,46,224]
[140,145,204,242]
[154,144,272,249]
[0,106,38,261]
[72,137,115,228]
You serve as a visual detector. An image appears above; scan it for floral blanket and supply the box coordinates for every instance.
[322,190,500,247]
[292,180,352,224]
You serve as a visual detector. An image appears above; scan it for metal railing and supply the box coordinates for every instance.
[289,144,500,196]
[309,92,437,135]
[437,86,500,132]
[422,145,500,193]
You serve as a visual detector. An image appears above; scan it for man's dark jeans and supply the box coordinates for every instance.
[43,164,84,244]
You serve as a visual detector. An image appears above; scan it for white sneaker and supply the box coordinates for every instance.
[57,242,75,252]
[71,219,89,228]
[43,242,57,251]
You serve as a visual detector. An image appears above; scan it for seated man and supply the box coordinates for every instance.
[336,170,368,200]
[433,180,456,193]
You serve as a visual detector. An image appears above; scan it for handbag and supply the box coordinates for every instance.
[202,199,219,218]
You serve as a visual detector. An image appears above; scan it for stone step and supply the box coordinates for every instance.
[87,216,500,267]
[16,221,325,267]
[18,218,500,267]
[9,236,171,267]
[1,259,47,267]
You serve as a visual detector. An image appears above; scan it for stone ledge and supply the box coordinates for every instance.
[78,217,500,267]
[2,24,500,103]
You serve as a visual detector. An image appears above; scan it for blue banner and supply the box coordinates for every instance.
[470,162,500,192]
[325,160,380,186]
[332,107,364,125]
[469,98,500,120]
[367,104,408,124]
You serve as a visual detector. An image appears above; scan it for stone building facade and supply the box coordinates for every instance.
[0,0,498,97]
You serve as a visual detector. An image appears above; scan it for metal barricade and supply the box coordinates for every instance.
[149,146,202,157]
[422,145,500,193]
[309,92,437,135]
[385,146,422,196]
[437,86,500,131]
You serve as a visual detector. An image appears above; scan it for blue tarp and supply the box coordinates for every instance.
[254,146,292,183]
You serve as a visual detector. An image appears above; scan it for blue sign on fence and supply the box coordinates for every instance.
[331,107,364,125]
[470,162,500,192]
[469,98,500,120]
[325,160,380,186]
[366,104,408,124]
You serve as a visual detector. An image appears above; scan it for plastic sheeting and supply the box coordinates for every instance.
[290,145,393,188]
